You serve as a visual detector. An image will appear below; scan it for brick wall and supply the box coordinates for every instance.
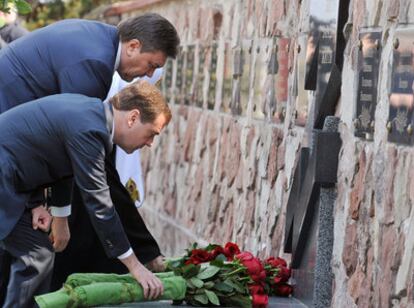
[107,0,414,306]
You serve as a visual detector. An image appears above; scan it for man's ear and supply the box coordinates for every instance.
[126,39,142,56]
[127,109,141,128]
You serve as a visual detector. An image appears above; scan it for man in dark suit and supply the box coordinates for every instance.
[0,81,170,307]
[0,12,179,300]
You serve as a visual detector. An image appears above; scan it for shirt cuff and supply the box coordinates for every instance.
[50,205,71,217]
[117,248,133,260]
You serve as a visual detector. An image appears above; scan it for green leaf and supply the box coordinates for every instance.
[14,0,31,14]
[194,293,208,305]
[197,265,220,280]
[214,281,233,292]
[221,295,252,308]
[182,263,201,279]
[190,277,204,288]
[205,289,220,306]
[203,281,215,289]
[224,279,246,294]
[210,259,224,267]
[186,279,196,289]
[215,254,227,262]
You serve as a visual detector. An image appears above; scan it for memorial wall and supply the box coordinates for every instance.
[99,0,414,306]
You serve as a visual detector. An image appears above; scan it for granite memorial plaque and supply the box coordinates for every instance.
[388,26,414,145]
[231,47,243,115]
[221,43,233,113]
[162,58,173,101]
[174,47,184,104]
[208,43,218,110]
[354,29,381,140]
[196,45,206,108]
[184,45,195,105]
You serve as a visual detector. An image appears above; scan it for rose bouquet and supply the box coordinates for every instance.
[35,242,293,308]
[166,242,293,308]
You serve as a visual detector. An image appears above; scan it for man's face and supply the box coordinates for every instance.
[118,39,167,82]
[119,111,168,154]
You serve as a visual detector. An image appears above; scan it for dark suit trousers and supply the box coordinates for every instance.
[0,210,54,308]
[51,156,161,291]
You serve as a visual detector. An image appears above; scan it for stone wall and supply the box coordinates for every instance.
[108,0,414,306]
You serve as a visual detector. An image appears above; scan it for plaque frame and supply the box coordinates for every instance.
[354,29,382,140]
[387,25,414,145]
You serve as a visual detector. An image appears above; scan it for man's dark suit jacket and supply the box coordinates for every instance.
[0,19,117,112]
[0,94,130,258]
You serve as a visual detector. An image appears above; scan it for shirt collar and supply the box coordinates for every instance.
[114,41,122,71]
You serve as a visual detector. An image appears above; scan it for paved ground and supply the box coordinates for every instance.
[98,296,307,307]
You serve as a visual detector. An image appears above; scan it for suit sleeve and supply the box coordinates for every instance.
[58,60,114,101]
[48,178,73,216]
[67,130,131,258]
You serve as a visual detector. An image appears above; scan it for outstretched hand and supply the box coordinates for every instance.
[31,206,52,232]
[121,254,164,299]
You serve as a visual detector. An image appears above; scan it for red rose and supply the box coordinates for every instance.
[211,246,225,258]
[273,266,291,283]
[273,283,293,297]
[235,251,254,262]
[249,284,265,295]
[223,242,241,260]
[252,293,268,307]
[235,252,266,283]
[186,249,212,264]
[266,257,287,268]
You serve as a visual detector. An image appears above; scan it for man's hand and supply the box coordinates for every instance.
[121,254,164,299]
[146,255,166,272]
[31,206,52,232]
[49,217,70,252]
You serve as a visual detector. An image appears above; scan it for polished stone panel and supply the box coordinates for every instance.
[162,59,173,101]
[196,45,206,108]
[354,29,381,140]
[184,45,195,105]
[230,47,243,115]
[175,47,184,104]
[207,43,218,110]
[388,25,414,144]
[221,42,233,113]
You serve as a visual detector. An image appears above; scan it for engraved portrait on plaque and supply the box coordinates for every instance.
[388,26,414,145]
[354,30,381,140]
